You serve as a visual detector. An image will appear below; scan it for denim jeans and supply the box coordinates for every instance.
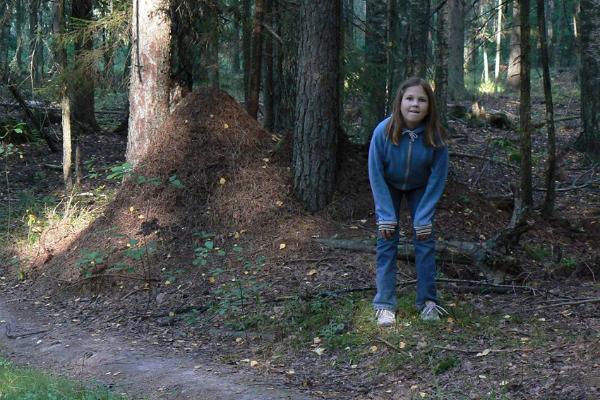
[373,186,438,311]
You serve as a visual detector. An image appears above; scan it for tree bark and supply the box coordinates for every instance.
[71,0,100,133]
[519,0,532,206]
[242,0,252,101]
[364,0,387,132]
[247,0,266,119]
[448,0,465,100]
[406,0,430,78]
[386,0,398,113]
[206,2,220,89]
[494,0,503,81]
[126,0,172,166]
[14,0,24,71]
[0,1,9,79]
[537,0,556,216]
[434,1,449,127]
[263,0,274,130]
[507,1,521,89]
[577,0,600,156]
[293,0,341,211]
[29,0,42,87]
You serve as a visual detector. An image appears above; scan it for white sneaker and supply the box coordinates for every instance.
[420,301,448,322]
[375,309,396,326]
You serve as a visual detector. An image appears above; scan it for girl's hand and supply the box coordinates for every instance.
[380,229,395,240]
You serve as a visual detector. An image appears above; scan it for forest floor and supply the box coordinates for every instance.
[0,73,599,399]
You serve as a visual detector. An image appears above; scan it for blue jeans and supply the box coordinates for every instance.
[373,186,438,311]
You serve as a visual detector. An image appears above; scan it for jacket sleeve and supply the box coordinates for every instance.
[413,145,449,236]
[368,125,397,231]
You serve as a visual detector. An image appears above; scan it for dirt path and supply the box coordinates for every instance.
[0,298,314,400]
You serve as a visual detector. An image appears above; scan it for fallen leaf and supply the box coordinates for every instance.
[208,276,216,283]
[312,347,325,356]
[279,243,286,250]
[219,177,226,185]
[370,345,378,353]
[286,369,295,375]
[313,337,321,344]
[307,269,317,276]
[476,348,491,357]
[223,123,229,129]
[250,360,259,367]
[275,200,284,207]
[399,341,406,349]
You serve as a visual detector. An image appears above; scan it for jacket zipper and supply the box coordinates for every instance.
[403,138,413,190]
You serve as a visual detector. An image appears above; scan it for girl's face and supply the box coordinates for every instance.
[400,85,429,129]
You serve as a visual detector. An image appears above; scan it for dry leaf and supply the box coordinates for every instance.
[312,347,325,356]
[208,276,216,284]
[370,345,378,353]
[313,337,321,344]
[219,177,226,185]
[275,200,283,207]
[223,123,229,129]
[279,243,286,250]
[399,341,406,349]
[476,348,491,357]
[307,269,318,276]
[250,360,259,367]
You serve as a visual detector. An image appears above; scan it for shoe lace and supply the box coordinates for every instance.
[376,309,394,319]
[423,302,448,317]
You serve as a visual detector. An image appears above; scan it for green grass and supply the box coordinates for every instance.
[0,358,128,399]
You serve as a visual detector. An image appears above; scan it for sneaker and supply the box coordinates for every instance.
[420,301,448,322]
[375,309,396,326]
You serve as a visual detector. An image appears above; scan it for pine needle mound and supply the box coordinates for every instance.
[32,88,306,284]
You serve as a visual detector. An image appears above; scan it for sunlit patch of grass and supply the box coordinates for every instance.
[0,358,129,399]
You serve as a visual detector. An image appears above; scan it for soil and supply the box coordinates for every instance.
[1,74,599,399]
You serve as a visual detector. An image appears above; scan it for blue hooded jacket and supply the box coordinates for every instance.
[368,117,449,235]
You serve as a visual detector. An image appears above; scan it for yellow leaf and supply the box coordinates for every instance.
[476,348,491,357]
[370,345,378,353]
[223,123,229,129]
[279,243,286,250]
[399,341,406,349]
[129,206,134,212]
[275,200,283,207]
[208,276,216,283]
[250,360,259,367]
[307,269,317,276]
[219,177,226,185]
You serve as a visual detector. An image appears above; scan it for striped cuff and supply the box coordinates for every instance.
[414,224,432,236]
[378,221,397,231]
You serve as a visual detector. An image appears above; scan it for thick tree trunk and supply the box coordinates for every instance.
[247,0,266,119]
[507,1,521,89]
[14,0,24,71]
[170,0,195,92]
[577,0,600,156]
[448,0,465,100]
[232,12,241,74]
[364,0,387,132]
[126,0,172,166]
[519,0,532,206]
[386,0,398,113]
[0,1,9,79]
[71,0,100,133]
[434,1,449,127]
[537,0,556,216]
[207,3,220,89]
[293,0,341,211]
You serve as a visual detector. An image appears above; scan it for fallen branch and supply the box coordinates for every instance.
[533,298,600,309]
[433,345,531,354]
[376,337,406,353]
[449,151,518,170]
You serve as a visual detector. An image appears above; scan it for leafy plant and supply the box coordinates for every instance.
[106,162,133,181]
[75,249,105,277]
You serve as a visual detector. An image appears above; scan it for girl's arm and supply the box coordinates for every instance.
[368,125,396,231]
[413,145,449,236]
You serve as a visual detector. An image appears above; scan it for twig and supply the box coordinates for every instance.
[533,298,600,309]
[376,337,406,353]
[283,257,340,264]
[433,345,531,354]
[261,22,283,44]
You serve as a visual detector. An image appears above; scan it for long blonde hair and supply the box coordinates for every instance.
[386,77,447,147]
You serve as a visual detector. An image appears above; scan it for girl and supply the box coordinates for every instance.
[368,77,449,325]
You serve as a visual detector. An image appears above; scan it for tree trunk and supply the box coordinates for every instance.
[577,0,600,156]
[434,1,449,127]
[386,0,398,113]
[273,0,299,131]
[507,1,521,89]
[482,43,490,82]
[14,0,24,71]
[263,0,274,130]
[0,1,9,79]
[207,2,220,89]
[547,0,555,66]
[126,0,172,166]
[537,0,556,216]
[242,0,252,102]
[364,0,387,132]
[494,0,503,81]
[406,0,430,78]
[170,0,195,92]
[344,0,354,46]
[293,0,341,211]
[247,0,265,119]
[448,0,465,100]
[232,11,241,74]
[29,0,42,87]
[71,0,100,133]
[519,0,532,206]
